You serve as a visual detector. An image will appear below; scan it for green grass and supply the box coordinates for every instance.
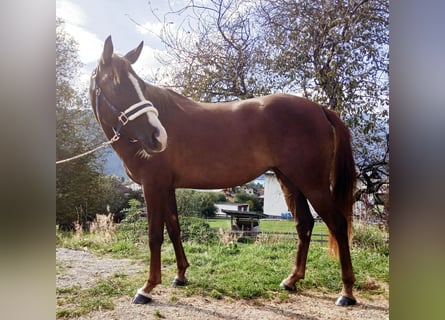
[56,219,388,318]
[170,241,388,300]
[56,273,144,318]
[206,218,328,234]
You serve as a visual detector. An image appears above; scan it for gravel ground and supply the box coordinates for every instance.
[56,247,142,289]
[56,248,389,320]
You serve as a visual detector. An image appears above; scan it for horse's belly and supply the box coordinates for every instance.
[174,157,269,189]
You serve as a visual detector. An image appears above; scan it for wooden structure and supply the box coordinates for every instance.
[222,209,268,231]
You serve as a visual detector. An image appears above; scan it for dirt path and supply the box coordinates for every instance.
[56,248,389,320]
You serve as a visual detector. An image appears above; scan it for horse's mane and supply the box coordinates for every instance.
[144,83,195,112]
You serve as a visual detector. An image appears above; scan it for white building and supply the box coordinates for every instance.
[263,171,316,218]
[263,171,288,217]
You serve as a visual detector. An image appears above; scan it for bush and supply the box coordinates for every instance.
[117,199,148,244]
[176,189,219,218]
[116,199,219,245]
[353,224,389,256]
[180,217,218,243]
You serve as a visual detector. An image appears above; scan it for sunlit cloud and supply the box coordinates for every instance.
[135,21,164,37]
[56,0,86,27]
[57,0,103,64]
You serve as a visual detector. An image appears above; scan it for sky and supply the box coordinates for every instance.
[56,0,190,87]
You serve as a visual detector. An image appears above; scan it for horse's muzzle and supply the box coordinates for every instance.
[141,127,167,154]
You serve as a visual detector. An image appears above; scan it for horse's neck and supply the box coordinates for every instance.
[144,84,195,113]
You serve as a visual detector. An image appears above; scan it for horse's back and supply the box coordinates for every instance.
[260,94,334,137]
[262,93,325,116]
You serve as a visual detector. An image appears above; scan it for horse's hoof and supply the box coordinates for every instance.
[132,293,152,304]
[172,278,188,287]
[279,280,296,291]
[335,295,357,306]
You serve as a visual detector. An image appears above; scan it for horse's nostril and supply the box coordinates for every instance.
[151,128,162,150]
[153,128,160,138]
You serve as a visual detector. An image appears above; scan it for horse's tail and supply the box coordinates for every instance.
[322,108,356,258]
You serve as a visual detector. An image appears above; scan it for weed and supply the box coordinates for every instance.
[153,309,166,318]
[224,241,240,254]
[209,289,223,299]
[89,213,116,233]
[217,228,239,245]
[277,290,289,301]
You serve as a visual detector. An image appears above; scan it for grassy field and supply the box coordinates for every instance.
[205,217,328,234]
[56,217,388,317]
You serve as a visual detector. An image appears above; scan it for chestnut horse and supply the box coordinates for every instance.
[89,36,357,306]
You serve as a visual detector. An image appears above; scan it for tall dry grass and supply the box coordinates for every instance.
[61,214,117,248]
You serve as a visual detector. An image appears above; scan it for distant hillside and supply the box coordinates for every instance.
[103,153,127,177]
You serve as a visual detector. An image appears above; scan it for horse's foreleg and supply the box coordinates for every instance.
[279,189,314,291]
[164,190,189,286]
[132,192,165,304]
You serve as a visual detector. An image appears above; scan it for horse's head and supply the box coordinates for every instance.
[90,36,167,157]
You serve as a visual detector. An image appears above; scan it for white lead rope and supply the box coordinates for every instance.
[56,137,118,165]
[56,102,156,165]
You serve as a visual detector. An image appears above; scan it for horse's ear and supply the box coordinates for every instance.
[124,41,144,64]
[101,35,113,65]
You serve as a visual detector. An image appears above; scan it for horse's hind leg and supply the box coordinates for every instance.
[276,175,314,291]
[306,190,356,306]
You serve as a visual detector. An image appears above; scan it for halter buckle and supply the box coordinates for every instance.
[111,134,120,142]
[111,129,121,142]
[118,112,129,126]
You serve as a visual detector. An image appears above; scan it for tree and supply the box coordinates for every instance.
[148,0,278,101]
[234,191,263,212]
[56,18,108,228]
[176,189,218,218]
[99,175,143,222]
[259,0,389,216]
[142,0,389,222]
[260,0,388,110]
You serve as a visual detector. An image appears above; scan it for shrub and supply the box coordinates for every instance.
[117,199,148,243]
[180,217,217,243]
[353,224,389,256]
[176,189,219,218]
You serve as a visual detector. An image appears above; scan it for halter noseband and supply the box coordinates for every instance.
[91,68,159,142]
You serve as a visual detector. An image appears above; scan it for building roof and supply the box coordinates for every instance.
[221,209,268,219]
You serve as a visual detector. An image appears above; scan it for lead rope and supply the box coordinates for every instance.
[55,135,119,165]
